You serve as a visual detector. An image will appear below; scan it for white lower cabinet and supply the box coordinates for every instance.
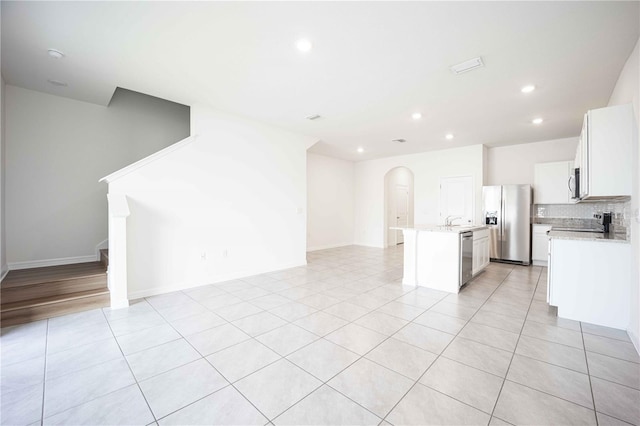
[548,238,631,329]
[532,225,552,266]
[472,228,490,275]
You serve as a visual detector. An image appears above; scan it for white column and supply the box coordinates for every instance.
[107,193,130,309]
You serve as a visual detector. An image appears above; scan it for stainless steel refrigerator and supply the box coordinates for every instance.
[482,185,531,265]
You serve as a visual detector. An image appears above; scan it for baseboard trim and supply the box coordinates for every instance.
[352,242,386,249]
[0,267,9,282]
[306,243,353,252]
[127,260,307,300]
[8,255,98,270]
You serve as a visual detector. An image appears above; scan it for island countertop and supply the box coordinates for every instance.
[390,224,489,233]
[547,230,629,244]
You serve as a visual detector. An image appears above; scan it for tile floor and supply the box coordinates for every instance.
[1,245,639,425]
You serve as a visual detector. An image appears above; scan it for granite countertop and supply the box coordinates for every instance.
[390,225,489,234]
[547,230,629,244]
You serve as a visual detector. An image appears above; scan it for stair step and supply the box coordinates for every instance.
[100,249,109,269]
[1,262,107,304]
[1,289,110,327]
[1,262,110,327]
[2,262,106,287]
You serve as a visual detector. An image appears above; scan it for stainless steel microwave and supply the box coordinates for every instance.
[569,168,580,200]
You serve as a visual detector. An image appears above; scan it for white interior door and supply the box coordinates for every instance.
[395,185,409,244]
[439,176,473,225]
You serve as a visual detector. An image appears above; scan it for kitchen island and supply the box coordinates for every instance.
[394,225,489,293]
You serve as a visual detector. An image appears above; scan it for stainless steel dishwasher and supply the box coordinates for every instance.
[460,231,473,287]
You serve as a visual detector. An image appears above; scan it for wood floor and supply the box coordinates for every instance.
[1,253,110,327]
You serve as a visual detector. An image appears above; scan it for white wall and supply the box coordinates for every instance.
[110,104,317,299]
[5,86,189,267]
[306,153,354,251]
[1,76,6,279]
[354,144,484,248]
[607,37,640,352]
[486,137,578,185]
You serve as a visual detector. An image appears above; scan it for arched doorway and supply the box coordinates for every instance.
[383,167,415,247]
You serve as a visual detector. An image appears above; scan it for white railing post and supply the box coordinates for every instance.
[107,193,131,309]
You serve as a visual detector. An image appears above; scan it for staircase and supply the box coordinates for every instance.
[1,252,110,327]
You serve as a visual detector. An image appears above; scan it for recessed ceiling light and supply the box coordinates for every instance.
[521,85,536,93]
[357,147,364,153]
[445,133,454,140]
[47,79,67,87]
[305,114,321,121]
[47,49,65,59]
[450,57,484,74]
[532,118,543,125]
[296,39,313,53]
[391,138,406,143]
[411,112,422,120]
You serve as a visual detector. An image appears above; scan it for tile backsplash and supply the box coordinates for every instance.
[534,201,630,236]
[535,202,629,220]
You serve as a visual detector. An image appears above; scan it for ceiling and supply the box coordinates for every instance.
[2,2,639,161]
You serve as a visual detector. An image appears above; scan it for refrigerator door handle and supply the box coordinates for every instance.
[500,191,505,252]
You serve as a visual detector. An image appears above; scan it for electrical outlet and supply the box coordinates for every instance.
[222,249,228,258]
[200,252,207,261]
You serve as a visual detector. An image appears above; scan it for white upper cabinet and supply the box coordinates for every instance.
[579,104,633,200]
[533,161,573,204]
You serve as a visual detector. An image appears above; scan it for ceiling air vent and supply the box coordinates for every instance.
[392,138,407,143]
[47,79,68,87]
[305,114,321,121]
[450,57,484,75]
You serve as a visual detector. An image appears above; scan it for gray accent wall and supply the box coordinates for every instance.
[4,86,190,266]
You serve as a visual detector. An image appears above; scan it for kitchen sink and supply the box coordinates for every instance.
[435,224,476,231]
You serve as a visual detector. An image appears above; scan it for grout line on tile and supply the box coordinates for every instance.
[513,350,588,375]
[502,378,599,413]
[39,319,49,426]
[487,264,541,420]
[38,311,150,422]
[419,381,498,415]
[587,374,640,392]
[147,295,275,423]
[594,411,636,426]
[581,329,632,343]
[116,335,183,357]
[580,323,598,420]
[149,383,237,423]
[100,307,159,423]
[377,262,518,422]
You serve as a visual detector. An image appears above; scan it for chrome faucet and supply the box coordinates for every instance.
[445,215,463,226]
